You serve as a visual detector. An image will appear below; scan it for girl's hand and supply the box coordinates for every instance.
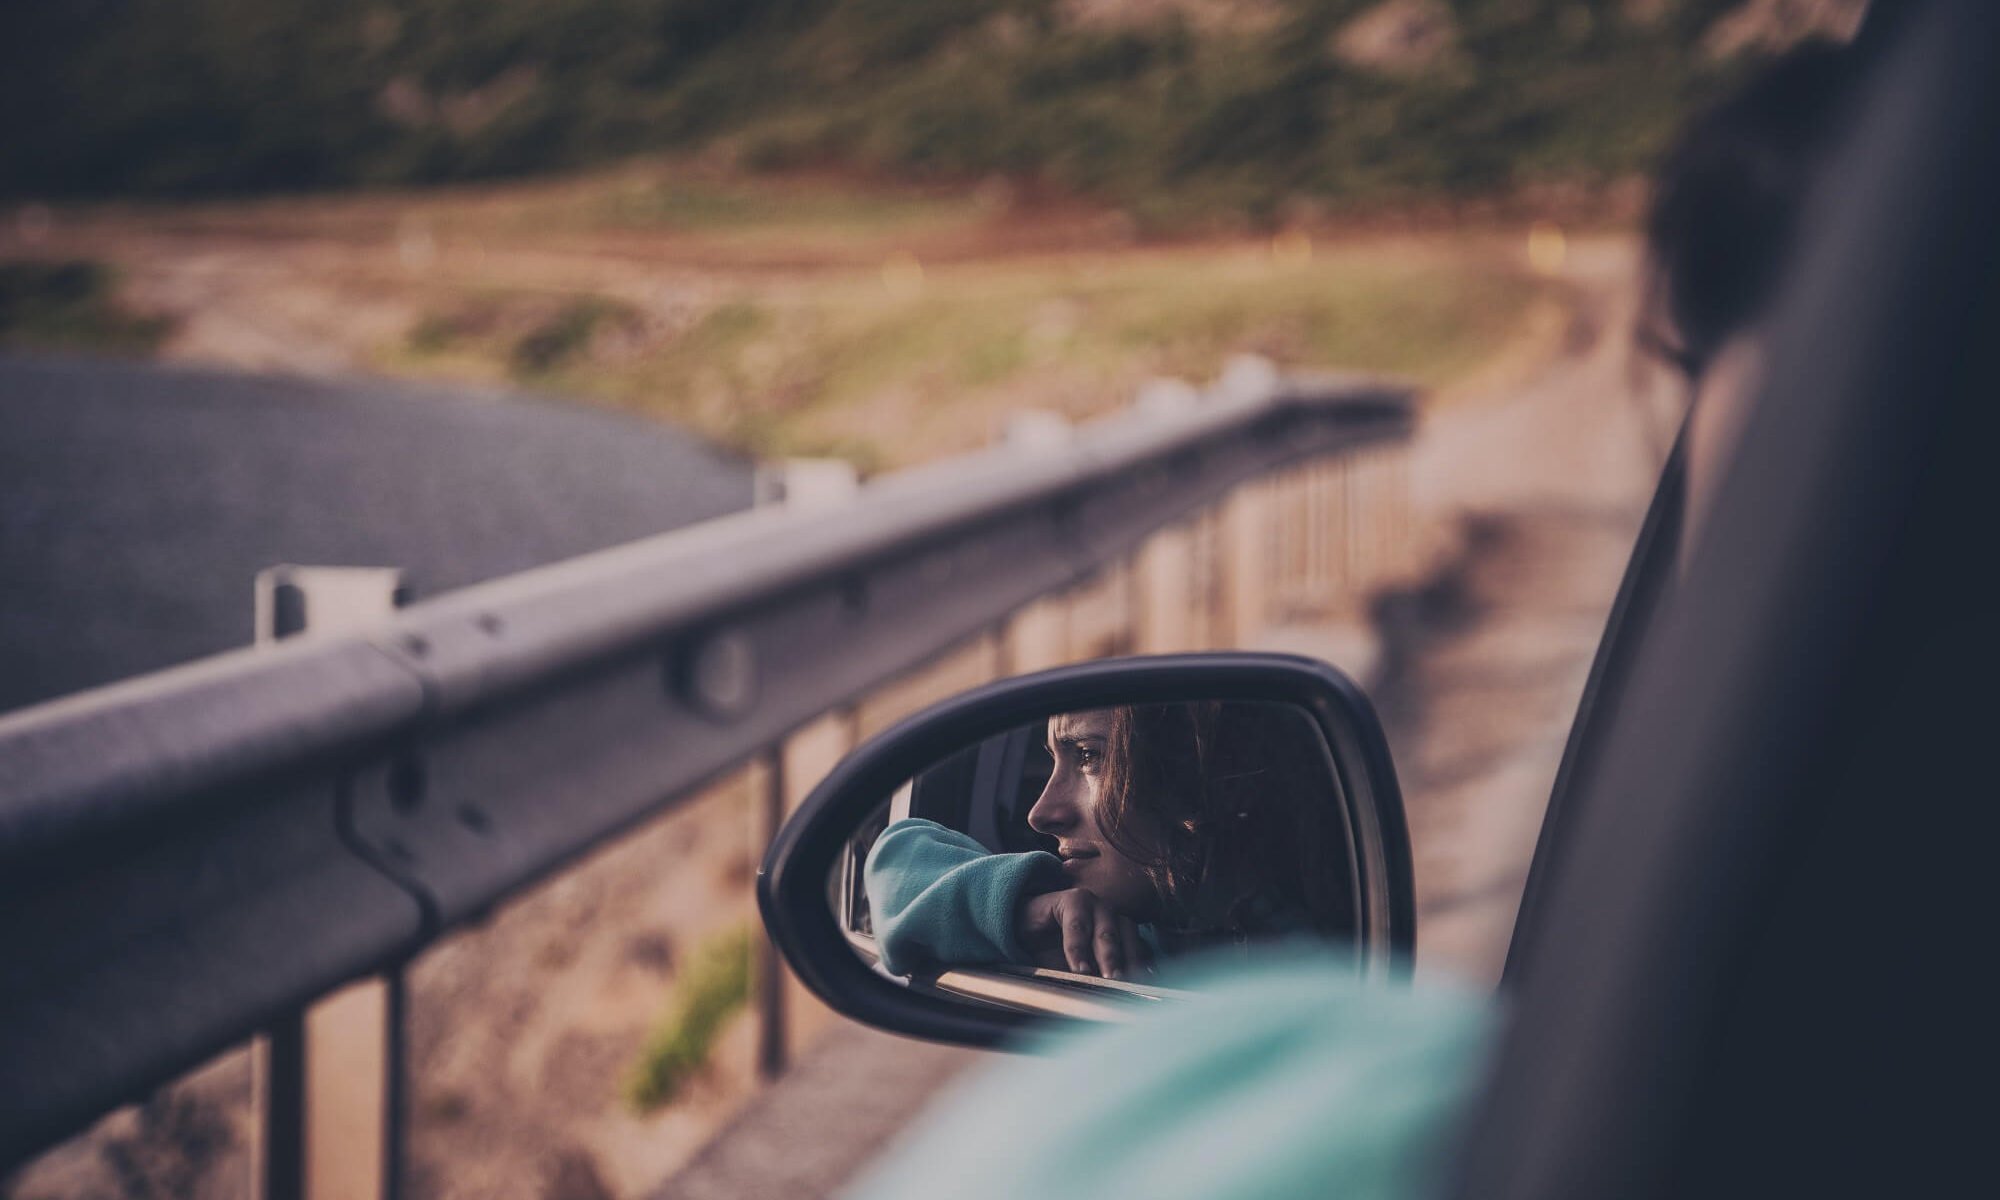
[1018,888,1150,980]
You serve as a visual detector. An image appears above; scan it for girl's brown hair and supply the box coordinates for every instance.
[1094,701,1355,944]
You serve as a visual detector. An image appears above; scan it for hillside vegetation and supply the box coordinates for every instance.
[3,0,1803,216]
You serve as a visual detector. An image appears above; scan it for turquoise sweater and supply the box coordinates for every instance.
[856,826,1495,1200]
[863,817,1068,975]
[851,947,1494,1200]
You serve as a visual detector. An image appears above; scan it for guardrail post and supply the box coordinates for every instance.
[753,457,860,508]
[1347,453,1372,589]
[251,566,406,1200]
[1218,482,1270,648]
[750,753,788,1080]
[1328,459,1353,601]
[1271,469,1299,616]
[1066,564,1134,660]
[254,1016,307,1200]
[1002,596,1070,674]
[776,714,857,1062]
[1309,462,1335,604]
[1338,446,1412,597]
[750,460,863,1079]
[1133,525,1195,654]
[750,703,872,1082]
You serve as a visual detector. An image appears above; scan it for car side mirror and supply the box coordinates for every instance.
[756,653,1415,1048]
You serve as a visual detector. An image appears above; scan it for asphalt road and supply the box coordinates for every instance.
[0,355,753,715]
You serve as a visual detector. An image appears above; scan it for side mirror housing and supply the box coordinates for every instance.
[757,653,1415,1048]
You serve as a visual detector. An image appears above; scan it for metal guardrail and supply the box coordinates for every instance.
[0,374,1411,1168]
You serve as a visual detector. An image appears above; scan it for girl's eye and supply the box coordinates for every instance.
[1075,746,1101,770]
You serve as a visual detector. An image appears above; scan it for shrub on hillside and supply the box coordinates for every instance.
[0,261,173,355]
[2,0,1782,215]
[624,923,754,1112]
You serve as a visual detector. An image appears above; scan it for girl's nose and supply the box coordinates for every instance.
[1027,778,1075,835]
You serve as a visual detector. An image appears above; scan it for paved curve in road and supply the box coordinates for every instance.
[0,355,753,715]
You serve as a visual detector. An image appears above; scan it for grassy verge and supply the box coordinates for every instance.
[385,233,1555,469]
[624,923,755,1113]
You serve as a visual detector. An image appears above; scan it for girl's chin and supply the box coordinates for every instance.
[1063,860,1107,895]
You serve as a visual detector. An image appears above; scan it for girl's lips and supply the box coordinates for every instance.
[1059,848,1099,865]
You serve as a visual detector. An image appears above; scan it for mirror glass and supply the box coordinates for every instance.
[828,700,1359,1014]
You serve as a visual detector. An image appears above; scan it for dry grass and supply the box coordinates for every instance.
[22,163,1571,470]
[391,242,1549,468]
[323,169,1562,468]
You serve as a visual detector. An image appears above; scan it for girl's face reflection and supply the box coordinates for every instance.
[1028,710,1161,921]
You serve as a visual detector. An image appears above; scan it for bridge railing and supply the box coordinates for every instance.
[0,368,1414,1187]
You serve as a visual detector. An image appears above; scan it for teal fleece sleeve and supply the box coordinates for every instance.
[864,818,1066,975]
[848,947,1495,1200]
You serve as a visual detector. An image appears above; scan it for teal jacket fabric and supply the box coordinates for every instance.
[847,948,1495,1200]
[863,818,1067,975]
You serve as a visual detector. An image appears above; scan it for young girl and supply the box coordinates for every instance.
[865,700,1355,979]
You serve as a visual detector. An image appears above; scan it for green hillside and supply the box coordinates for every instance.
[4,1,1774,214]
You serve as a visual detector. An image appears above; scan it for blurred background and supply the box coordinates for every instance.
[1,2,1863,1198]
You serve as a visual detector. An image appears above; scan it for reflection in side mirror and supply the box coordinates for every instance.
[762,655,1414,1046]
[845,702,1359,980]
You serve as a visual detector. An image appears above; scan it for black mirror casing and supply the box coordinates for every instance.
[756,652,1416,1048]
